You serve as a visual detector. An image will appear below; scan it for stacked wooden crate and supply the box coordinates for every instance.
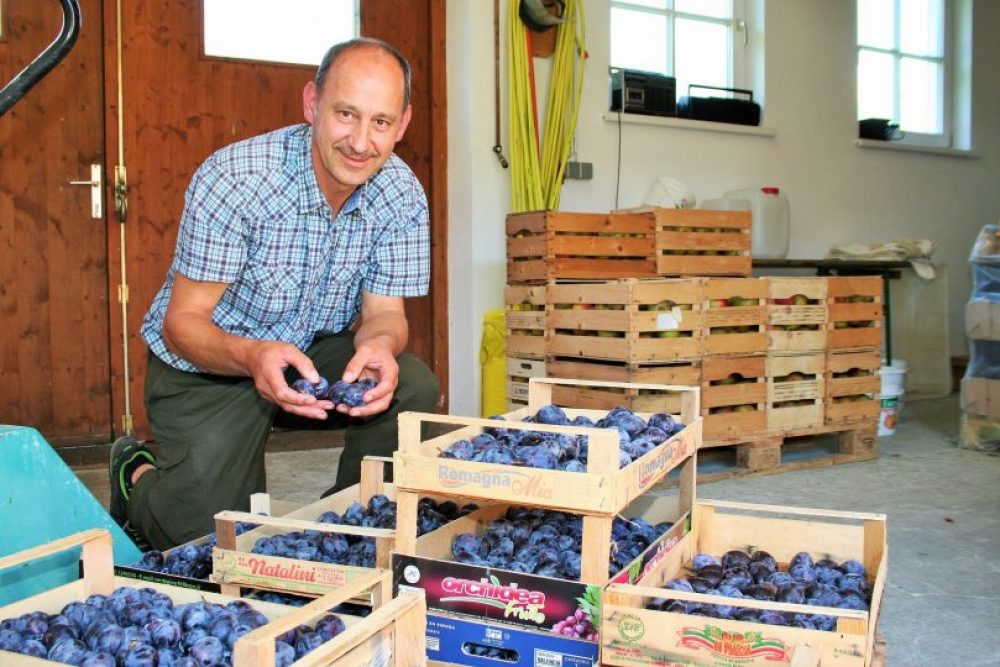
[392,378,703,666]
[503,208,885,480]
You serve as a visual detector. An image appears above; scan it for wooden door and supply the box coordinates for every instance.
[112,1,448,438]
[0,0,112,445]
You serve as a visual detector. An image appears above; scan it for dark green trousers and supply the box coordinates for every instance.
[131,332,438,549]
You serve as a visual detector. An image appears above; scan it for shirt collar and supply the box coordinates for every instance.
[295,124,366,220]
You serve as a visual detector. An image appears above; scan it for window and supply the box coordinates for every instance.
[203,0,358,67]
[857,0,950,147]
[609,0,751,100]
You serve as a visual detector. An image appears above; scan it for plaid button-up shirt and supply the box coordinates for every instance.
[141,124,430,373]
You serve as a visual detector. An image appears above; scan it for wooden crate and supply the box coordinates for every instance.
[504,284,547,359]
[212,458,419,598]
[767,277,828,352]
[766,353,825,430]
[703,277,768,356]
[506,357,547,407]
[827,276,884,350]
[546,357,700,413]
[602,500,887,667]
[701,356,768,440]
[393,378,702,516]
[547,278,705,363]
[395,454,696,592]
[0,530,422,666]
[826,351,881,425]
[235,575,426,666]
[506,210,656,284]
[654,208,752,276]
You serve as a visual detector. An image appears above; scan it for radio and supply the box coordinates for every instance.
[609,68,676,117]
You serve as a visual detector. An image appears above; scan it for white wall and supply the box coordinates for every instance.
[446,0,1000,417]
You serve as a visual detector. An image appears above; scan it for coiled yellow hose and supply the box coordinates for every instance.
[508,0,586,213]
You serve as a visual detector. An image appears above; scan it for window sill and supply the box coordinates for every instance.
[854,139,977,158]
[602,111,776,137]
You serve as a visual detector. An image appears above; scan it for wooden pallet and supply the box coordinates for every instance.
[695,423,879,484]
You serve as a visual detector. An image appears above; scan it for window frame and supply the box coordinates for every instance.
[856,0,952,148]
[609,0,752,95]
[200,0,359,68]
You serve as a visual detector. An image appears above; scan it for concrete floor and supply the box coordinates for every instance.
[71,394,1000,666]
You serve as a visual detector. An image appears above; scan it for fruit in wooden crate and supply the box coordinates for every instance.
[247,497,475,568]
[131,522,257,580]
[448,507,672,585]
[0,586,346,666]
[646,548,873,630]
[439,405,685,472]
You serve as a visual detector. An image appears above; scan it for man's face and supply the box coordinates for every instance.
[303,47,411,202]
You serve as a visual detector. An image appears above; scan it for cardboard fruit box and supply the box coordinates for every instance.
[0,529,426,666]
[211,458,456,600]
[826,277,884,351]
[506,210,657,284]
[392,377,702,516]
[547,278,705,364]
[392,460,697,665]
[654,208,752,277]
[602,500,887,667]
[767,277,828,353]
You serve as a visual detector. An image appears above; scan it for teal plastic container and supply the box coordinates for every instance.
[0,426,143,605]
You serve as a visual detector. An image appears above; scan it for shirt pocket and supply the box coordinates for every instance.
[237,263,305,326]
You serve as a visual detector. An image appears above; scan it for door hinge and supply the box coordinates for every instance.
[118,284,129,304]
[121,413,133,435]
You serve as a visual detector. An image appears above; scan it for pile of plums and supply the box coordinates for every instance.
[250,495,476,568]
[450,506,672,581]
[0,585,344,666]
[291,377,377,408]
[648,549,873,630]
[439,404,686,471]
[131,522,257,580]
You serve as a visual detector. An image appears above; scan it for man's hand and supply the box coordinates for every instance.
[245,340,334,420]
[338,338,399,417]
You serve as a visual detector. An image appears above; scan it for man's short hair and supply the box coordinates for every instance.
[315,38,412,108]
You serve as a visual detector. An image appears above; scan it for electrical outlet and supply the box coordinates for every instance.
[566,161,593,180]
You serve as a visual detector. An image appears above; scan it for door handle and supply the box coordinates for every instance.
[68,163,102,219]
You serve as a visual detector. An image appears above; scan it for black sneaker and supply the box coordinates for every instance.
[108,435,155,528]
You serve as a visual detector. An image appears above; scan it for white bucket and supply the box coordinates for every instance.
[880,359,907,396]
[878,359,907,436]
